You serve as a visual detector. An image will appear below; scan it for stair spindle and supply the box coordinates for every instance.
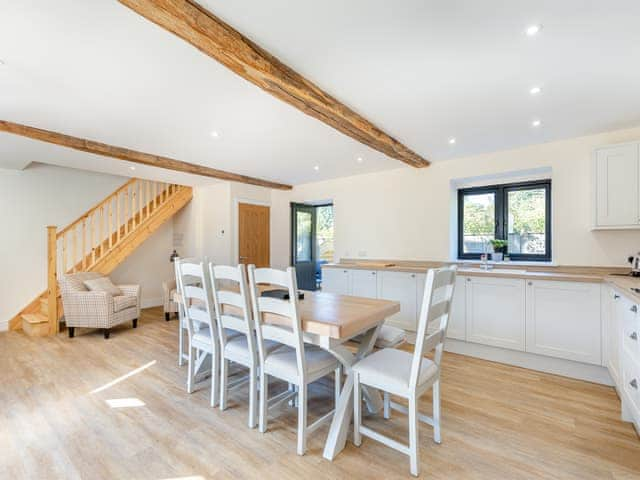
[109,200,113,249]
[82,218,87,270]
[124,188,129,236]
[90,213,95,266]
[62,232,67,273]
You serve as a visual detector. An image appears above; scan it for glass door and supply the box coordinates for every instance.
[291,203,316,290]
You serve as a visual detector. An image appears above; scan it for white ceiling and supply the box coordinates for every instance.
[1,1,639,185]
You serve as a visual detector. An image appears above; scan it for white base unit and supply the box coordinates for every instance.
[321,268,350,295]
[525,280,601,365]
[378,271,418,331]
[466,276,526,351]
[349,269,378,299]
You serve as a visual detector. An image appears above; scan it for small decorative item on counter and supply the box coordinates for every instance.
[489,239,508,262]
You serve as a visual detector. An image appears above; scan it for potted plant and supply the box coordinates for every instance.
[489,239,507,262]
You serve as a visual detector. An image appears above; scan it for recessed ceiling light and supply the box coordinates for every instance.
[210,130,219,138]
[356,156,363,163]
[531,119,542,127]
[529,86,542,95]
[129,166,136,171]
[313,165,320,171]
[526,24,542,36]
[448,137,456,145]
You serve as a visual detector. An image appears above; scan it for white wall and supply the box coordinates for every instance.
[271,126,640,269]
[0,163,176,329]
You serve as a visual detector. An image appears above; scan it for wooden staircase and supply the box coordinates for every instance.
[9,179,193,336]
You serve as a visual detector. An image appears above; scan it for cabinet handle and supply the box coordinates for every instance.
[631,305,638,313]
[614,294,620,299]
[343,270,348,273]
[466,278,471,282]
[631,332,638,341]
[411,274,415,278]
[372,271,376,275]
[528,282,533,286]
[631,379,638,390]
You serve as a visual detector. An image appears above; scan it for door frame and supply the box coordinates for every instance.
[234,197,271,265]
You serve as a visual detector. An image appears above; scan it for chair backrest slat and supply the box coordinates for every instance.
[248,266,307,377]
[410,266,457,389]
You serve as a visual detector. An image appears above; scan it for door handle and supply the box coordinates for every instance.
[614,294,620,299]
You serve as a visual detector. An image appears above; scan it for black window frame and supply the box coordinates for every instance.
[457,180,552,262]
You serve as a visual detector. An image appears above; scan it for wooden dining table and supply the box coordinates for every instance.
[277,290,400,460]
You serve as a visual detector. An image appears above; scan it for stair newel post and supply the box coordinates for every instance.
[47,226,58,335]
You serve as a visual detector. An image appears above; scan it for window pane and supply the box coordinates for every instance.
[315,206,334,263]
[507,188,546,255]
[462,192,495,254]
[295,211,312,262]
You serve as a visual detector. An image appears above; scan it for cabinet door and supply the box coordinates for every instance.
[595,144,639,227]
[466,276,526,351]
[379,271,418,331]
[447,276,467,340]
[525,280,601,364]
[350,269,379,298]
[619,294,640,361]
[321,268,350,295]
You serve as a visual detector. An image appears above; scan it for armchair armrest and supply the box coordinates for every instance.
[117,284,141,316]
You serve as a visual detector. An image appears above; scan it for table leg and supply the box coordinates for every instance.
[323,324,382,461]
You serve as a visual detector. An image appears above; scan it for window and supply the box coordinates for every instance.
[458,180,551,261]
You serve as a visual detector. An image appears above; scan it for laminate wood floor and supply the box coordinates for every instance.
[1,307,639,479]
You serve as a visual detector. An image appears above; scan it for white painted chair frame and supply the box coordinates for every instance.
[353,266,457,476]
[176,258,220,407]
[210,263,260,428]
[248,266,342,455]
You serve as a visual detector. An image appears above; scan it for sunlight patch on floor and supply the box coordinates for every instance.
[90,360,157,394]
[106,397,146,408]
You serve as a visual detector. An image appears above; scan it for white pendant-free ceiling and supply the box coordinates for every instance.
[1,1,639,185]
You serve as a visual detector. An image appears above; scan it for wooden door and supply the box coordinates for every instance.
[238,203,270,267]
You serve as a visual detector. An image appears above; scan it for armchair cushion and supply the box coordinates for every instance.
[83,276,122,296]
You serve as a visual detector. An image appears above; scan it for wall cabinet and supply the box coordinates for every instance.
[466,276,526,351]
[594,143,640,228]
[525,280,601,364]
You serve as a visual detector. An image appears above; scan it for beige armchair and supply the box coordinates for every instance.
[60,272,141,339]
[162,278,179,321]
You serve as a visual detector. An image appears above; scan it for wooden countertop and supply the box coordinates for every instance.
[322,260,640,292]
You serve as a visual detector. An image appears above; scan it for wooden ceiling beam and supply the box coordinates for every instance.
[0,120,292,190]
[118,0,430,168]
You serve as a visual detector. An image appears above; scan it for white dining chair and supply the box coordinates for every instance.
[352,266,457,476]
[210,263,283,428]
[176,258,220,407]
[247,265,342,455]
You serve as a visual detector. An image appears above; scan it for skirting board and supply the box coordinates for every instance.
[443,338,614,386]
[141,297,163,309]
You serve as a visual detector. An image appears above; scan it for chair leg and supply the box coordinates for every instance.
[408,395,419,476]
[219,359,228,410]
[132,318,138,329]
[353,374,362,447]
[259,371,268,433]
[297,383,308,455]
[165,312,170,321]
[334,366,342,406]
[178,322,185,367]
[248,365,258,428]
[103,329,110,340]
[383,391,391,419]
[433,380,441,444]
[294,385,299,408]
[187,346,196,393]
[287,383,295,407]
[211,350,219,408]
[68,327,75,338]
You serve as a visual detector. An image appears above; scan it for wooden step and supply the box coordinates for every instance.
[21,313,50,337]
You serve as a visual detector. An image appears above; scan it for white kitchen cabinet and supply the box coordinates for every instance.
[379,271,418,331]
[447,276,467,340]
[322,268,350,295]
[594,143,640,228]
[620,294,640,361]
[525,280,601,364]
[466,276,526,351]
[350,269,379,299]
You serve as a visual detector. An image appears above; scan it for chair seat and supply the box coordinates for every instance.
[263,345,339,383]
[192,326,241,349]
[225,335,282,365]
[375,325,407,348]
[353,348,438,395]
[113,295,137,313]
